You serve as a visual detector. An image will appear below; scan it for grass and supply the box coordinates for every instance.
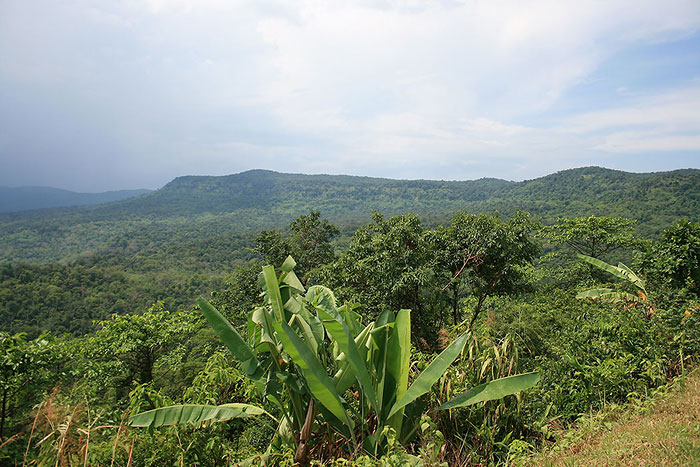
[521,370,700,466]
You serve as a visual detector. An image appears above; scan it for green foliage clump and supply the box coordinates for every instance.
[542,215,639,259]
[3,193,700,466]
[642,219,700,296]
[434,210,539,327]
[313,212,437,330]
[128,257,538,465]
[255,210,339,280]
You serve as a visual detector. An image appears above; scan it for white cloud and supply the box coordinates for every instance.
[565,85,700,153]
[1,0,699,189]
[247,1,700,174]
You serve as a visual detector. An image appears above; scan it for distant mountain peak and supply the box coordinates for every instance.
[0,187,151,213]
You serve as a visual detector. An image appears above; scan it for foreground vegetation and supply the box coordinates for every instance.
[524,369,700,466]
[1,169,700,464]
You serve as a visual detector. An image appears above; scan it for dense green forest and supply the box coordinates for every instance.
[0,186,151,213]
[1,167,700,465]
[1,166,699,338]
[2,167,699,265]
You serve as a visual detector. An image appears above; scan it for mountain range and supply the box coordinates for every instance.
[1,166,698,267]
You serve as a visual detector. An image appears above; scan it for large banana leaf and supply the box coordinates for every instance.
[290,313,318,355]
[262,266,286,322]
[339,304,362,335]
[577,254,644,289]
[334,322,374,394]
[273,320,353,429]
[282,269,305,293]
[197,298,264,381]
[249,306,276,349]
[387,333,468,419]
[616,262,646,290]
[310,288,379,414]
[384,309,411,431]
[288,294,324,350]
[280,255,296,273]
[576,288,644,303]
[439,371,540,410]
[129,403,269,428]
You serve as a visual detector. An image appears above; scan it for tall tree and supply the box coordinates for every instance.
[543,215,638,259]
[0,333,57,439]
[314,212,438,335]
[288,210,339,276]
[82,302,196,402]
[437,211,539,326]
[255,211,339,280]
[643,219,700,296]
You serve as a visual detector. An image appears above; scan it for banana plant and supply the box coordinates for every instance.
[129,257,539,463]
[576,253,654,317]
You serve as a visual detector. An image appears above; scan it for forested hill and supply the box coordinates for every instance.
[0,186,151,213]
[0,166,698,266]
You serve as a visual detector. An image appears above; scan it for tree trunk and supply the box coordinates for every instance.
[139,351,154,384]
[294,399,316,465]
[468,294,487,331]
[1,387,7,439]
[452,285,459,325]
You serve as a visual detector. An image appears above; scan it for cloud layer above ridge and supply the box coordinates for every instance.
[1,0,699,190]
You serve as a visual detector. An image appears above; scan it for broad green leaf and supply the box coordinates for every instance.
[284,295,303,315]
[334,323,374,393]
[250,307,276,349]
[273,320,353,429]
[263,266,285,322]
[282,270,305,293]
[576,288,644,303]
[575,288,614,299]
[369,323,393,351]
[290,313,318,355]
[306,286,339,317]
[280,255,296,273]
[577,254,632,283]
[129,403,269,428]
[595,291,645,303]
[384,309,411,430]
[388,333,468,419]
[335,322,374,364]
[376,309,395,328]
[313,298,379,414]
[307,310,325,347]
[372,323,391,415]
[338,304,362,335]
[288,296,324,348]
[616,262,646,290]
[439,371,540,410]
[197,298,263,381]
[303,285,335,345]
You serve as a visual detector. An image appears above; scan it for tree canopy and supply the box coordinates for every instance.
[543,215,638,259]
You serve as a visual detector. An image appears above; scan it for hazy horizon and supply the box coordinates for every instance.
[1,1,699,192]
[2,165,700,194]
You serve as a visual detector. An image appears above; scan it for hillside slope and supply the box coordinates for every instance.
[0,166,698,266]
[0,186,151,213]
[525,371,700,466]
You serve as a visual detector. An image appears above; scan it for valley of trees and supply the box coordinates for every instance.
[1,167,699,465]
[0,187,151,214]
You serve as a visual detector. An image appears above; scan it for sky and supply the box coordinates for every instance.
[1,0,699,192]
